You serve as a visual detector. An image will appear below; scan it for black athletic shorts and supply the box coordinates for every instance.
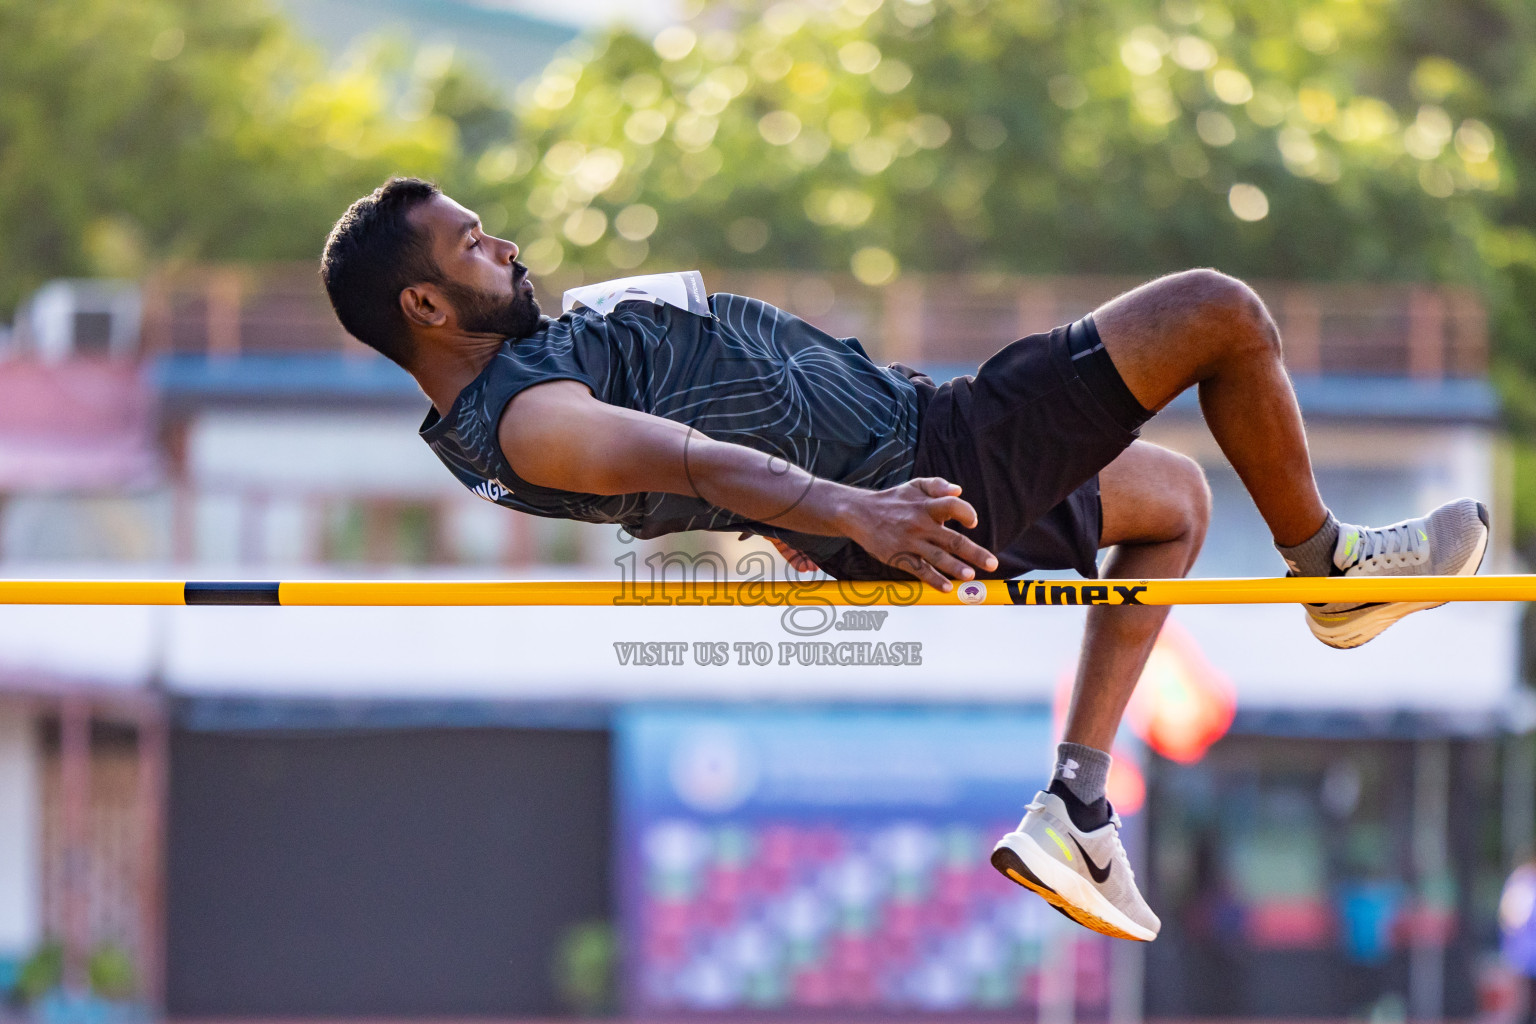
[818,314,1151,581]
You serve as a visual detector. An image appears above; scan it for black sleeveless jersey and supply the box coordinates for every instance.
[419,293,922,565]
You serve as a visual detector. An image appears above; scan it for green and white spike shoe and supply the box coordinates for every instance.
[1301,498,1489,650]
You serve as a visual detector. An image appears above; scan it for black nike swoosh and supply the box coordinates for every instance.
[1070,836,1113,883]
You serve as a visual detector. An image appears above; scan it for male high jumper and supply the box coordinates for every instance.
[320,177,1488,942]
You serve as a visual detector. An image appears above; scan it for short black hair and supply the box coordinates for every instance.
[320,177,443,366]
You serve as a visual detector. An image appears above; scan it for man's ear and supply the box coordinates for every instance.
[400,283,448,329]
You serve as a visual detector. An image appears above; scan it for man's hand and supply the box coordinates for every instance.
[837,477,998,590]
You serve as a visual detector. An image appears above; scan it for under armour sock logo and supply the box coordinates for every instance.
[1057,758,1080,780]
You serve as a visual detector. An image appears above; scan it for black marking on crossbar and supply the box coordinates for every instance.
[1004,578,1146,606]
[184,582,281,606]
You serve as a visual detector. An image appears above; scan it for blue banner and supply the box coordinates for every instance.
[615,705,1115,1014]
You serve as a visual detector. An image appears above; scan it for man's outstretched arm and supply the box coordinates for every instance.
[500,380,998,589]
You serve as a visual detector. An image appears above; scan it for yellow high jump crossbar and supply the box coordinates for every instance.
[0,576,1530,607]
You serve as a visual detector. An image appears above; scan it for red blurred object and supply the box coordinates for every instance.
[0,360,159,489]
[1476,956,1520,1016]
[1125,620,1236,762]
[1105,748,1147,815]
[1247,899,1333,948]
[1055,618,1236,765]
[1395,903,1458,945]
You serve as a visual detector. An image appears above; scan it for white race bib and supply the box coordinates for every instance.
[562,270,708,317]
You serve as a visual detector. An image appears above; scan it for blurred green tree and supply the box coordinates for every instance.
[0,0,509,315]
[496,0,1496,291]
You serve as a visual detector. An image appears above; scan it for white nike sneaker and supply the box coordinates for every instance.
[1303,498,1489,650]
[991,791,1159,942]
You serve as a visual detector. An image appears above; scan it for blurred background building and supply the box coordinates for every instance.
[3,0,1536,1022]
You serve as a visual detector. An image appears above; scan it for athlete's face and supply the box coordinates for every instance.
[412,193,542,340]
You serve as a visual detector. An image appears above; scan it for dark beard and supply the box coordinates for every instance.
[442,267,542,340]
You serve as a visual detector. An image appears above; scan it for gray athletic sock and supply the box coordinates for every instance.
[1052,742,1112,805]
[1276,511,1341,577]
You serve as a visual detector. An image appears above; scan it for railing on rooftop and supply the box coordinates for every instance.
[140,265,1488,379]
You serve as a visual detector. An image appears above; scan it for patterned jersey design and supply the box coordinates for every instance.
[420,293,922,563]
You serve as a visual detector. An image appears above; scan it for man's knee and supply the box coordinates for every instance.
[1101,443,1211,551]
[1167,268,1280,356]
[1168,450,1212,545]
